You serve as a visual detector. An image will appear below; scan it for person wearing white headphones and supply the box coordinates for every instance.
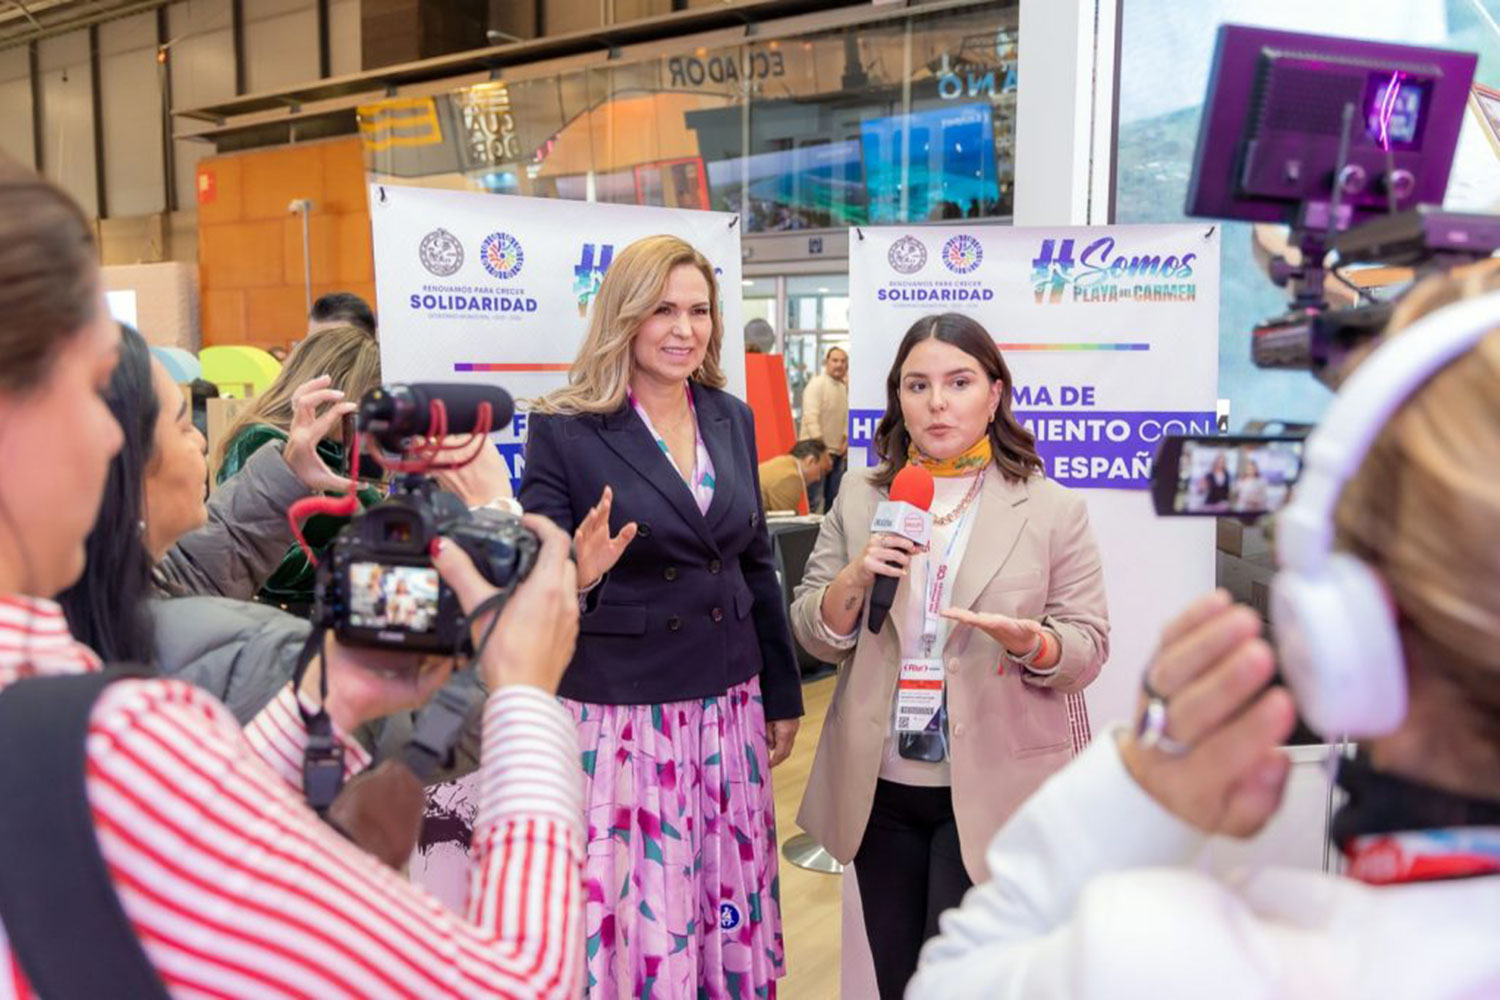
[907,265,1500,999]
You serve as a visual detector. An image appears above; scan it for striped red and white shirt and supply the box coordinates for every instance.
[0,595,584,999]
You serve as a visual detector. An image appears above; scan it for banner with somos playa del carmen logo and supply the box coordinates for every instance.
[849,223,1219,733]
[370,184,745,490]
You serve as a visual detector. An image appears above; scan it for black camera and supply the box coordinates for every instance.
[314,476,539,653]
[299,381,538,654]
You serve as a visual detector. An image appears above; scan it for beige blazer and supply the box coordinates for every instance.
[791,465,1109,881]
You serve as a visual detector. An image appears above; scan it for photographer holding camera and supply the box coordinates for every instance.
[0,158,585,998]
[907,268,1500,999]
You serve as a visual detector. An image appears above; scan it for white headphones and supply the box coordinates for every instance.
[1271,289,1500,739]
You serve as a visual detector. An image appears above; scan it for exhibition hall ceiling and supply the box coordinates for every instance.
[0,0,168,49]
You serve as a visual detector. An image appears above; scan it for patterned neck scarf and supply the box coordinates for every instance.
[907,435,993,478]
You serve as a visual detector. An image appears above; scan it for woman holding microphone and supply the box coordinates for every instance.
[520,234,803,998]
[790,312,1109,997]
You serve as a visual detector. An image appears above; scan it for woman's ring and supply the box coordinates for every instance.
[1136,674,1190,755]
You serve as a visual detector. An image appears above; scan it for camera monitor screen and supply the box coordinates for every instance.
[1186,24,1476,229]
[1171,438,1304,516]
[349,562,440,634]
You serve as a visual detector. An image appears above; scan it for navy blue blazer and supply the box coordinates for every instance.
[518,384,804,721]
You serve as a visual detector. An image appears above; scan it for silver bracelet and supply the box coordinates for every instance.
[1008,630,1046,667]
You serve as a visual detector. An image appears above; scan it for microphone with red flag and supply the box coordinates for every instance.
[867,465,936,634]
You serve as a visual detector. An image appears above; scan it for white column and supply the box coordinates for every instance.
[1014,0,1118,226]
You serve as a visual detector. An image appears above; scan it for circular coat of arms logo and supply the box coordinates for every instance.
[718,902,743,931]
[479,232,525,280]
[941,234,984,274]
[888,235,927,275]
[419,228,464,277]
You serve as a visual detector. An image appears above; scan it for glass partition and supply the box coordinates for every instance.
[364,1,1019,233]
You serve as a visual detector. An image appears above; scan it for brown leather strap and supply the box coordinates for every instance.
[325,760,427,870]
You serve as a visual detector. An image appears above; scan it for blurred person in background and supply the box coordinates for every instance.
[214,325,385,614]
[309,290,376,337]
[801,345,849,512]
[759,438,831,513]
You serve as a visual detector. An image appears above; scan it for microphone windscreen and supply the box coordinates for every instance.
[360,383,515,444]
[409,383,515,432]
[890,464,936,511]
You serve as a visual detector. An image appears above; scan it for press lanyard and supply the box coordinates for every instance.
[918,494,980,657]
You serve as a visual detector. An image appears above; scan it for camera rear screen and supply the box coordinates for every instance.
[1175,439,1303,515]
[349,562,440,633]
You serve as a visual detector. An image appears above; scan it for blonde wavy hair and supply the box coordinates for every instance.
[1334,261,1500,749]
[213,324,381,469]
[532,234,726,415]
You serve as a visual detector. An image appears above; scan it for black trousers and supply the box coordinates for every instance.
[822,452,847,513]
[853,779,973,1000]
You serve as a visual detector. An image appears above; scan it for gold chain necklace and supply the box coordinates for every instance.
[931,469,985,526]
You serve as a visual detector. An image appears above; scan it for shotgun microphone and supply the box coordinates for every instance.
[359,383,515,449]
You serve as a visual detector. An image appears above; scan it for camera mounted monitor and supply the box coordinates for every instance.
[1188,25,1476,233]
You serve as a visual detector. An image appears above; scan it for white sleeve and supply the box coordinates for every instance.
[908,729,1210,999]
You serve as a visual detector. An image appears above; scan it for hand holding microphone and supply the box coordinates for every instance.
[862,466,936,634]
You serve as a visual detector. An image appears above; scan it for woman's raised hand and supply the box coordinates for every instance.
[940,608,1046,656]
[574,486,638,590]
[1118,591,1297,838]
[283,374,358,494]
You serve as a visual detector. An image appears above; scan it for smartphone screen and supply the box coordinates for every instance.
[1152,435,1305,516]
[347,562,441,634]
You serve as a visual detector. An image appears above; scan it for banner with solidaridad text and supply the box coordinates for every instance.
[849,223,1220,731]
[370,185,745,486]
[371,185,744,909]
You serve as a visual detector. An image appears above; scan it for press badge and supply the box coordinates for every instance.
[895,658,945,733]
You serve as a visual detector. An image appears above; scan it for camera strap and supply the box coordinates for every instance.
[402,669,485,782]
[0,668,171,999]
[292,626,346,815]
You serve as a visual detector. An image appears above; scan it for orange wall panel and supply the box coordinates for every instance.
[199,137,373,348]
[196,156,244,225]
[201,288,247,343]
[322,140,369,215]
[244,284,313,346]
[201,219,286,289]
[335,213,375,284]
[241,144,327,221]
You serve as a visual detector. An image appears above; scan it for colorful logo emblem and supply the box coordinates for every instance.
[718,902,742,931]
[888,236,927,275]
[941,235,983,274]
[418,228,464,277]
[1030,236,1199,305]
[573,243,615,317]
[480,232,525,280]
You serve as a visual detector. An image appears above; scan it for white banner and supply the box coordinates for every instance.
[849,224,1220,729]
[370,185,745,483]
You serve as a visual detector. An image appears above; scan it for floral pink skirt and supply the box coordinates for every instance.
[564,676,785,999]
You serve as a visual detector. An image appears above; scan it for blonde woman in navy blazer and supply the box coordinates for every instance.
[520,235,803,999]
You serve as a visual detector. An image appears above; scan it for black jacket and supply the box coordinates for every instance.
[519,384,803,721]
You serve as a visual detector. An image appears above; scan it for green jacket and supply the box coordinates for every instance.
[216,423,382,611]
